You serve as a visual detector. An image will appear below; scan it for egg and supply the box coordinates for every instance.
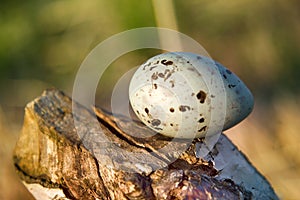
[129,52,254,139]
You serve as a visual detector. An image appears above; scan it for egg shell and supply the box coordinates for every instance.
[129,52,253,139]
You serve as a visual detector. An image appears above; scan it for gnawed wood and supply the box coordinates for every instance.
[13,89,278,199]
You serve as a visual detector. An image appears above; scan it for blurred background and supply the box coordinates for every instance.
[1,0,299,199]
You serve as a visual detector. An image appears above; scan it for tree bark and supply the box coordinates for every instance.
[13,89,278,200]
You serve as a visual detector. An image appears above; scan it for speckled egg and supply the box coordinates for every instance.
[129,52,254,139]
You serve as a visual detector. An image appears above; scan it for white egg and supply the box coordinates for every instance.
[129,52,254,139]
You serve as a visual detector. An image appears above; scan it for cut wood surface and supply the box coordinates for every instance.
[13,89,279,199]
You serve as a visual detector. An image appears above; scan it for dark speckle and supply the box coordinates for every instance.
[164,72,172,81]
[142,62,151,70]
[198,118,205,123]
[149,66,157,71]
[170,107,175,113]
[151,72,158,80]
[226,69,232,75]
[164,69,171,74]
[228,84,236,89]
[161,59,173,66]
[145,108,149,114]
[151,119,161,126]
[197,90,207,104]
[179,105,191,112]
[198,126,207,132]
[153,83,158,89]
[169,80,175,87]
[223,74,227,79]
[158,73,165,78]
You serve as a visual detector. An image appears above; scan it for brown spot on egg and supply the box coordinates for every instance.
[142,62,151,70]
[197,90,207,104]
[145,108,149,114]
[170,107,175,113]
[153,83,158,89]
[164,72,172,81]
[179,105,191,112]
[149,66,157,71]
[169,80,175,87]
[198,118,205,123]
[151,119,161,126]
[151,72,158,80]
[158,73,165,78]
[161,59,173,66]
[226,69,232,74]
[228,84,236,89]
[198,126,207,132]
[164,69,171,74]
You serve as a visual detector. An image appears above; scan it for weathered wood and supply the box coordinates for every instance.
[13,89,278,199]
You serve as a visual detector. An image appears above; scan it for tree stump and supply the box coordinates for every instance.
[13,89,278,199]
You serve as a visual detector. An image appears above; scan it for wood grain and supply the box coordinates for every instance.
[13,89,278,199]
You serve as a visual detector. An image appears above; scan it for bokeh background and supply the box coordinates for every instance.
[1,0,299,199]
